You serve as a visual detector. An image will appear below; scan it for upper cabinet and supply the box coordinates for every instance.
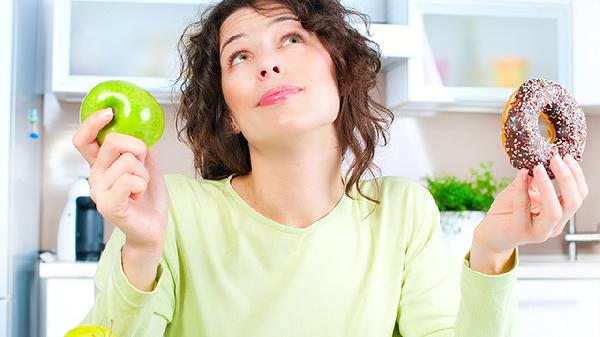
[50,0,597,113]
[50,0,212,103]
[572,0,600,114]
[49,0,415,103]
[387,0,576,114]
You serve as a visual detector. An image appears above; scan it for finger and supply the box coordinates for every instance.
[549,221,567,238]
[96,174,147,219]
[564,153,589,199]
[72,108,114,165]
[143,151,168,205]
[92,133,148,176]
[528,176,541,194]
[548,196,570,238]
[527,175,542,215]
[530,164,562,242]
[513,168,532,230]
[91,152,150,201]
[550,154,582,217]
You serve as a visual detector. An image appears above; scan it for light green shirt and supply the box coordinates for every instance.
[82,174,518,337]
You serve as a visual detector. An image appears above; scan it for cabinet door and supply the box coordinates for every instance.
[393,0,572,109]
[572,0,600,108]
[42,278,95,337]
[52,0,212,102]
[517,280,600,337]
[0,299,7,337]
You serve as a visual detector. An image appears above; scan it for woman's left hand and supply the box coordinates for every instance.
[469,153,589,275]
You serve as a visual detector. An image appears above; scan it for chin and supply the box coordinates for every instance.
[274,109,335,132]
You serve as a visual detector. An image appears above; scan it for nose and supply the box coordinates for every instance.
[259,65,281,79]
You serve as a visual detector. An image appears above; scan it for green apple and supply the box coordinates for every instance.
[80,80,165,147]
[64,324,115,337]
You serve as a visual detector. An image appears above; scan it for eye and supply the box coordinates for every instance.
[281,32,305,47]
[228,50,248,66]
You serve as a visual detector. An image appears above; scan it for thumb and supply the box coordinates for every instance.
[145,150,160,176]
[145,151,167,203]
[512,168,532,227]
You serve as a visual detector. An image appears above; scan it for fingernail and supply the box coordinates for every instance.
[553,154,567,171]
[99,108,113,118]
[564,153,576,166]
[535,164,547,179]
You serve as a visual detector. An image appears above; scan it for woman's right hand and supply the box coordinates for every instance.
[72,107,169,258]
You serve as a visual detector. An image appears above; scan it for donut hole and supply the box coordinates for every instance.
[538,112,557,144]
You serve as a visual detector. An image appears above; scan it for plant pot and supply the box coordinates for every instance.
[440,211,486,263]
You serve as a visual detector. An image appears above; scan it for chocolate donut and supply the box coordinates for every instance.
[501,78,587,179]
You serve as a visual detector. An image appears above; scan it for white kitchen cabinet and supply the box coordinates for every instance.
[340,0,410,24]
[39,262,97,337]
[39,259,600,336]
[572,0,600,114]
[0,300,6,337]
[388,0,574,114]
[50,0,213,103]
[341,0,386,23]
[517,280,600,337]
[50,0,416,103]
[516,256,600,337]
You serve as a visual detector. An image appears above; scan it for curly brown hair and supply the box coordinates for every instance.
[173,0,394,204]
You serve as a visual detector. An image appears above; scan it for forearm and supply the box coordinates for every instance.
[82,230,170,336]
[468,242,515,275]
[122,241,163,291]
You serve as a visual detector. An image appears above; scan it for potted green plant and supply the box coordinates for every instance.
[423,161,511,261]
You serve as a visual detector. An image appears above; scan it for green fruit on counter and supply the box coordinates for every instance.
[80,80,165,147]
[64,324,115,337]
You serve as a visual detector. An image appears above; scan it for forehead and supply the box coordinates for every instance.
[219,5,297,42]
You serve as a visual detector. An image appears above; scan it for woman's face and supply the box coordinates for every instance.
[219,5,340,147]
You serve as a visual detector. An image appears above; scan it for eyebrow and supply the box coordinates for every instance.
[220,16,299,55]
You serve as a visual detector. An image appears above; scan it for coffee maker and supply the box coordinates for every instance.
[56,177,105,262]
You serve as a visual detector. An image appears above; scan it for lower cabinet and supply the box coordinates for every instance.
[517,279,600,337]
[40,278,95,337]
[38,272,600,336]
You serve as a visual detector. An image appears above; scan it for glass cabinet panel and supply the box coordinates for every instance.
[69,1,205,79]
[422,14,558,88]
[406,0,572,107]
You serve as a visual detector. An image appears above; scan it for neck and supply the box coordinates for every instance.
[232,129,345,228]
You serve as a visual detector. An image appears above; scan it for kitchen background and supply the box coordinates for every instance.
[2,0,600,336]
[40,0,600,255]
[43,83,600,255]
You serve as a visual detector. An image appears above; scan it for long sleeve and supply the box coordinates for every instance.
[81,219,178,337]
[397,190,518,337]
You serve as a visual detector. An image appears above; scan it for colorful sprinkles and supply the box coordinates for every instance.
[502,78,587,179]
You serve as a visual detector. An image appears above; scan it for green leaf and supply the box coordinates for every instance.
[423,161,510,212]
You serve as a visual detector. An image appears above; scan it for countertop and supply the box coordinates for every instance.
[39,261,98,278]
[518,254,600,279]
[38,254,600,280]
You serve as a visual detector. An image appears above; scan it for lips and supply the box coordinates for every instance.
[258,85,302,107]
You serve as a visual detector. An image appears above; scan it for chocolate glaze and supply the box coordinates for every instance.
[502,78,587,179]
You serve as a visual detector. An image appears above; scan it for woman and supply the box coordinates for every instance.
[72,0,589,336]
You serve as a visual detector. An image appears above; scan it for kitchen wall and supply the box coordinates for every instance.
[40,74,600,255]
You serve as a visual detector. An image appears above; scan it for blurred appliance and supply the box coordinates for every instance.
[57,177,104,262]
